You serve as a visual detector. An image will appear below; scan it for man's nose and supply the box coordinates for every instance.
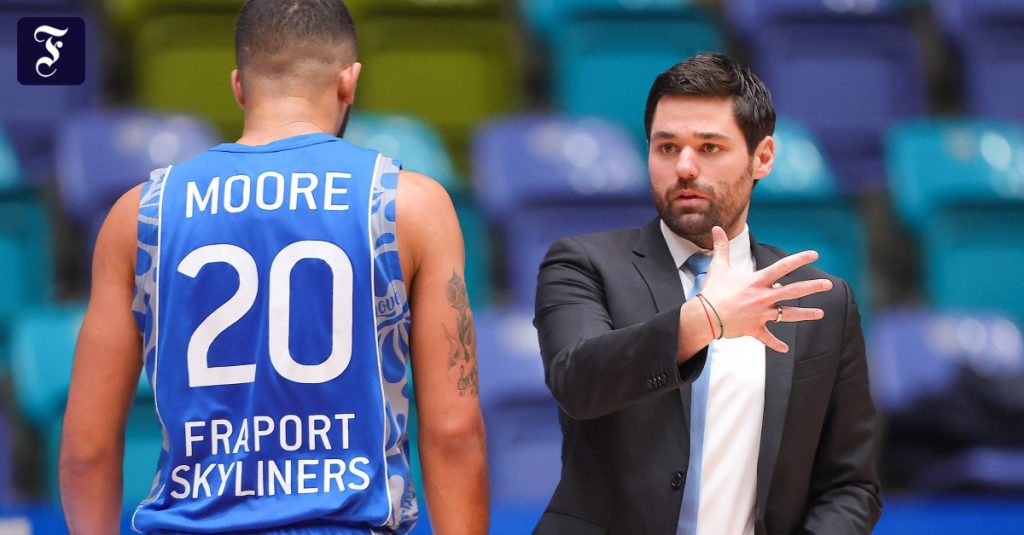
[676,147,699,180]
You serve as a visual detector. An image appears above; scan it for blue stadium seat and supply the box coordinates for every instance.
[541,4,725,147]
[472,115,652,305]
[475,307,560,506]
[726,0,925,192]
[887,119,1024,324]
[934,0,1024,123]
[870,308,1024,491]
[55,109,220,260]
[345,112,493,306]
[0,7,98,182]
[749,117,870,311]
[9,306,161,505]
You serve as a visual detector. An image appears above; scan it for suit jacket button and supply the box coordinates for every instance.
[671,471,684,489]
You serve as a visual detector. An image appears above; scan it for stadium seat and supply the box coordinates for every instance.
[749,117,870,311]
[105,0,243,32]
[0,7,98,182]
[726,0,926,192]
[0,188,55,369]
[887,119,1024,324]
[0,127,21,189]
[344,112,458,190]
[544,5,725,147]
[9,306,161,505]
[472,115,652,305]
[55,109,220,266]
[870,308,1024,491]
[934,0,1024,123]
[344,112,493,306]
[134,14,241,139]
[521,0,692,43]
[356,16,524,175]
[346,0,499,20]
[475,307,561,506]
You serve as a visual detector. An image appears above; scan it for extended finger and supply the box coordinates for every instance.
[766,306,824,323]
[771,279,833,302]
[710,226,731,267]
[756,250,819,284]
[756,327,789,353]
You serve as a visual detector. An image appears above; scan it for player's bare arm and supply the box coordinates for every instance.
[60,184,145,534]
[396,170,489,534]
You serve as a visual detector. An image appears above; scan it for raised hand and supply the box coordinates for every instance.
[698,226,832,353]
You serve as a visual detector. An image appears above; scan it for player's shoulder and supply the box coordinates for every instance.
[396,170,453,212]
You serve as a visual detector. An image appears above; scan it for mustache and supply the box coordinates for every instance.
[663,181,714,199]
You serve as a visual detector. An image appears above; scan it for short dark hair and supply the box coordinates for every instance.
[644,53,775,154]
[235,0,357,78]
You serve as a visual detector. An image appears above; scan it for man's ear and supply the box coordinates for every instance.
[231,69,245,110]
[339,61,362,105]
[752,135,775,181]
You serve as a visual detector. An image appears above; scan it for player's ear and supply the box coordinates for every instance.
[231,69,246,110]
[339,61,361,105]
[751,135,774,180]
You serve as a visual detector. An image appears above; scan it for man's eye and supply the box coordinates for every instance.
[659,144,677,154]
[702,144,721,153]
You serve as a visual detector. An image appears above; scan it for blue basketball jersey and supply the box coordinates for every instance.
[130,133,415,534]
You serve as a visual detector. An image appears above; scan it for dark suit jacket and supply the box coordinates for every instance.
[532,219,881,535]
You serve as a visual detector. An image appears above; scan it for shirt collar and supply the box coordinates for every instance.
[659,219,753,272]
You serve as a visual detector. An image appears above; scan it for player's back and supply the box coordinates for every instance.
[130,133,415,534]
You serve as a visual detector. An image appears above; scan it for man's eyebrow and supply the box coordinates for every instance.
[650,131,732,141]
[695,131,730,140]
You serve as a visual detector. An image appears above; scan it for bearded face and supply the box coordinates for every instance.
[647,95,769,248]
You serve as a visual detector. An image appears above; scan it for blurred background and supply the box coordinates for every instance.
[1,0,1024,533]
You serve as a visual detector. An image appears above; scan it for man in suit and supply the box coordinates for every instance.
[533,53,881,534]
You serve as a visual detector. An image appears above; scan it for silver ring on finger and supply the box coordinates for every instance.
[775,305,783,323]
[772,282,784,289]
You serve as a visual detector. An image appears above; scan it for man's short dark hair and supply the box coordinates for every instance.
[644,53,775,154]
[235,0,357,80]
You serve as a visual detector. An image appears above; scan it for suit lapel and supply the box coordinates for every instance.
[631,218,687,315]
[631,219,691,424]
[752,237,799,517]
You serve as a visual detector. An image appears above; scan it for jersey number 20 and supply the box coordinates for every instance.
[177,241,353,388]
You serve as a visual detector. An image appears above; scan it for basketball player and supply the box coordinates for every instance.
[58,1,488,533]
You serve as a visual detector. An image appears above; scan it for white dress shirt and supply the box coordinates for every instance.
[660,221,766,535]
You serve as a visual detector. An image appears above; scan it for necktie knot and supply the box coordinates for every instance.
[683,253,712,297]
[683,253,712,277]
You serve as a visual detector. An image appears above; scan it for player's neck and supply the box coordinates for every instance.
[236,97,339,146]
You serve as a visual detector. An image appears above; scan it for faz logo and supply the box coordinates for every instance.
[17,17,86,86]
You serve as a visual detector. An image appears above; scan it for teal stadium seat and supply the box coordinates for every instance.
[9,306,161,507]
[356,16,524,176]
[345,112,493,307]
[0,128,20,189]
[0,174,54,370]
[887,119,1024,324]
[749,118,871,313]
[522,0,724,148]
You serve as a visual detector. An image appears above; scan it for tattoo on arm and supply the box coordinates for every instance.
[443,271,479,397]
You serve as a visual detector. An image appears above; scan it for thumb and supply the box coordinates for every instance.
[711,226,731,266]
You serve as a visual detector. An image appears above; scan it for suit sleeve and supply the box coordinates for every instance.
[802,280,883,534]
[534,236,706,421]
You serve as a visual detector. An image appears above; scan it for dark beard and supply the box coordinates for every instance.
[653,168,751,247]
